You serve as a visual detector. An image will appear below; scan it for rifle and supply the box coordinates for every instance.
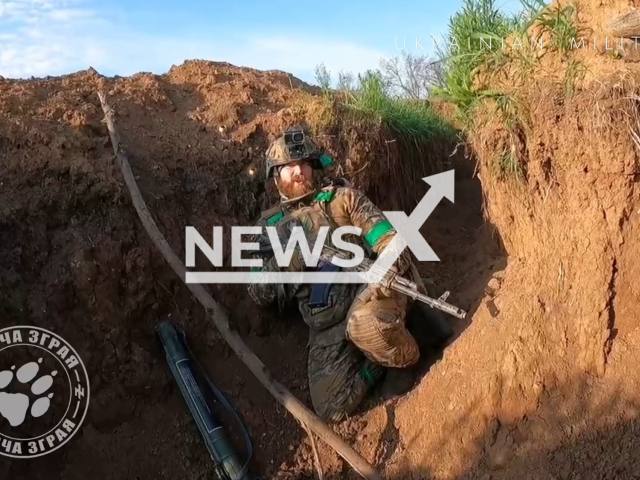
[255,239,468,320]
[320,244,466,319]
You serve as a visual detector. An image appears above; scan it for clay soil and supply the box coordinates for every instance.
[0,61,503,479]
[2,35,640,479]
[382,1,640,478]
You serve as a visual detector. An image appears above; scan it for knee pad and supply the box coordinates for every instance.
[347,311,419,368]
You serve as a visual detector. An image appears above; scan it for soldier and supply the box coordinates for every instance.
[248,126,450,422]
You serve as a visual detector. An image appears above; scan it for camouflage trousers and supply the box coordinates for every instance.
[308,285,420,421]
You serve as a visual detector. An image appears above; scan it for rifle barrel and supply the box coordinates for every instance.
[254,243,467,319]
[391,282,467,319]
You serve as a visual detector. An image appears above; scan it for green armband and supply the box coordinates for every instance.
[364,220,394,248]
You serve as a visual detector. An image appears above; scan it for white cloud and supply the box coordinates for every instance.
[0,0,386,83]
[0,0,78,22]
[48,8,93,21]
[0,0,103,77]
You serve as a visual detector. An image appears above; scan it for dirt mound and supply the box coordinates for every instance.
[383,3,640,478]
[0,59,322,479]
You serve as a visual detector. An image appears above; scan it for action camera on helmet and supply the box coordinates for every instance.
[284,126,307,159]
[284,126,305,145]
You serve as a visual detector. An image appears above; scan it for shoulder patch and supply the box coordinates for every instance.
[266,211,285,226]
[314,186,336,203]
[314,190,335,203]
[260,205,285,226]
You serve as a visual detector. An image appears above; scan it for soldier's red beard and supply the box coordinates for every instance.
[277,174,315,199]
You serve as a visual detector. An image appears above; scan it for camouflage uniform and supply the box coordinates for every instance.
[248,183,420,421]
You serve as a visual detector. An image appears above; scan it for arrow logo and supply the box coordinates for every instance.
[363,170,455,283]
[385,169,454,262]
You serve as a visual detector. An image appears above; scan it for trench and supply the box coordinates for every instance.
[0,149,505,480]
[0,64,509,480]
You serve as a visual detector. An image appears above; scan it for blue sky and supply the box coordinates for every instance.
[0,0,522,83]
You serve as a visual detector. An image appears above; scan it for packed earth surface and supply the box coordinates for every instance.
[3,9,640,475]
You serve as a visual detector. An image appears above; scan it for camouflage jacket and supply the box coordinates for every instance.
[247,183,411,333]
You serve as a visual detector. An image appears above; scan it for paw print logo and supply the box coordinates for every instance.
[0,359,56,427]
[0,326,90,458]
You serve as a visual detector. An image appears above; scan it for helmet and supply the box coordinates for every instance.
[265,126,324,179]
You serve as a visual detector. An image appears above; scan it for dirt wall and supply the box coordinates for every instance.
[385,2,640,476]
[6,39,638,480]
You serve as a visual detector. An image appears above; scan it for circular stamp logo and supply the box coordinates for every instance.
[0,326,90,458]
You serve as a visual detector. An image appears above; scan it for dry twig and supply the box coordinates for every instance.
[301,421,324,480]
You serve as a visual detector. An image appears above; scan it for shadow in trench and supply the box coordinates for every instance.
[349,155,507,476]
[411,154,507,377]
[365,154,507,408]
[416,155,507,339]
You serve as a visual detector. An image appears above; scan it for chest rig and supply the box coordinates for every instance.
[263,188,336,242]
[261,187,364,309]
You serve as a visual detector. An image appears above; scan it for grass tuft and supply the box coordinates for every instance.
[343,73,456,142]
[434,0,580,181]
[433,0,521,112]
[564,59,585,99]
[296,69,460,209]
[522,0,579,57]
[500,153,525,181]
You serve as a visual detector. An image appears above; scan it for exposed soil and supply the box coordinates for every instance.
[3,5,640,476]
[0,60,498,479]
[0,61,318,479]
[381,1,640,479]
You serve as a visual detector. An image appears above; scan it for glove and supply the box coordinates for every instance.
[368,265,398,300]
[256,233,273,256]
